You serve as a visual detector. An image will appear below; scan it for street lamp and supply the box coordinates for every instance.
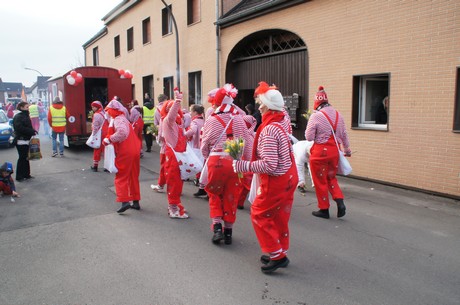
[161,0,180,90]
[24,67,43,76]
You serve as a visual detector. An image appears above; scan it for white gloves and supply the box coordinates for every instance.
[103,138,111,146]
[232,160,237,173]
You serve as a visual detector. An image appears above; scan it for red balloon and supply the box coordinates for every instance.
[124,72,130,78]
[75,75,83,83]
[70,70,77,78]
[118,69,125,75]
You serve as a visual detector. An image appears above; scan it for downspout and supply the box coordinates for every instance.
[215,0,221,88]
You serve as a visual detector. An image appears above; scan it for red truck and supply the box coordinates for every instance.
[47,66,132,145]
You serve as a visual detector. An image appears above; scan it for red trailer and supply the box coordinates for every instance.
[47,66,132,145]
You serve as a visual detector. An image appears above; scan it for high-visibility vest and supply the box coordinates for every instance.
[143,107,155,124]
[50,106,67,127]
[29,104,39,118]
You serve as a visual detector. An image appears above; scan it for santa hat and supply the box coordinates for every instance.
[254,81,284,111]
[314,86,328,110]
[160,100,183,120]
[213,84,238,106]
[207,88,219,105]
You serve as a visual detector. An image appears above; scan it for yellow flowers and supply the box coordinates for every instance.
[302,109,312,120]
[146,124,158,136]
[223,137,245,180]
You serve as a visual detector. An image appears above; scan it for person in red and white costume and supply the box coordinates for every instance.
[103,99,141,213]
[159,90,190,219]
[305,86,351,219]
[129,104,144,158]
[90,101,108,172]
[151,94,168,192]
[233,82,298,274]
[200,84,252,245]
[185,104,205,191]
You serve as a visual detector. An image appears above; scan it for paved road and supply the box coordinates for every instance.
[0,134,459,305]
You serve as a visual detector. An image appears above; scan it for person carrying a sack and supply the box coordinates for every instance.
[12,101,37,182]
[157,90,190,219]
[48,97,69,157]
[200,84,252,245]
[232,82,298,274]
[305,86,352,219]
[89,101,109,172]
[103,99,141,213]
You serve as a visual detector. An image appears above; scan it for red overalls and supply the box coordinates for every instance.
[309,111,344,209]
[164,126,187,205]
[205,116,242,224]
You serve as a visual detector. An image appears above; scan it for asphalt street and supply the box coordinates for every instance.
[0,133,459,305]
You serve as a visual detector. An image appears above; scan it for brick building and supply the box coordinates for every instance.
[83,0,460,198]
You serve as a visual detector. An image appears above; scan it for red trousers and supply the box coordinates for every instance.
[114,134,141,203]
[0,181,12,195]
[309,136,344,209]
[93,146,104,165]
[251,161,297,254]
[205,155,242,224]
[164,147,183,205]
[158,153,167,186]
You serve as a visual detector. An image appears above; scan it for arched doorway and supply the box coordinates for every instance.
[225,29,308,140]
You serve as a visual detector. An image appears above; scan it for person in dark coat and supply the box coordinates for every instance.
[245,103,262,131]
[12,101,37,181]
[375,96,389,124]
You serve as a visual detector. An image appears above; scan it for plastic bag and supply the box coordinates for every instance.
[171,143,203,180]
[28,136,42,160]
[103,144,118,173]
[86,128,102,149]
[248,173,260,204]
[337,152,352,176]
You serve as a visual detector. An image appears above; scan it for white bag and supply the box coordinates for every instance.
[171,143,203,180]
[103,144,118,173]
[248,173,261,204]
[199,159,209,185]
[86,128,102,149]
[337,152,352,176]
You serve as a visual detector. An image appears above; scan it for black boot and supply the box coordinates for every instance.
[224,228,232,245]
[261,257,290,274]
[336,199,346,218]
[312,209,330,219]
[131,200,141,210]
[90,165,98,172]
[117,202,131,213]
[212,223,223,244]
[260,255,270,265]
[193,188,207,197]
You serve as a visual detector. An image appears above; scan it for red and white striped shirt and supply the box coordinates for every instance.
[185,115,204,149]
[201,112,251,160]
[109,116,131,143]
[161,100,183,149]
[235,122,293,176]
[305,106,350,149]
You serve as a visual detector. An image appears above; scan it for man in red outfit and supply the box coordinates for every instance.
[103,99,141,213]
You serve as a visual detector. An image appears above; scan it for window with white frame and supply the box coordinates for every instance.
[352,74,390,130]
[188,71,202,105]
[162,5,173,36]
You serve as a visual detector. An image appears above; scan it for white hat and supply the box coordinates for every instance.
[259,89,284,111]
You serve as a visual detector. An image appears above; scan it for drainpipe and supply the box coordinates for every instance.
[161,0,180,90]
[215,0,220,88]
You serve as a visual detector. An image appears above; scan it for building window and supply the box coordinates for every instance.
[162,5,173,36]
[187,0,200,25]
[127,27,134,51]
[454,67,460,132]
[92,47,99,66]
[142,17,151,45]
[114,35,120,57]
[188,71,202,105]
[163,76,174,99]
[352,74,390,130]
[143,75,154,101]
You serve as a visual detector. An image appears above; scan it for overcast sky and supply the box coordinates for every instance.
[0,0,122,87]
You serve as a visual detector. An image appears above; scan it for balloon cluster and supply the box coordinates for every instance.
[118,69,133,79]
[66,70,83,86]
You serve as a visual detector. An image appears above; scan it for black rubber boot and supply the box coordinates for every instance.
[212,223,223,244]
[260,255,270,265]
[312,209,330,219]
[90,165,98,172]
[261,257,290,274]
[131,200,141,210]
[224,228,232,245]
[336,199,346,218]
[117,202,131,213]
[193,188,207,197]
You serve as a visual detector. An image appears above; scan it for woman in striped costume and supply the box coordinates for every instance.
[233,82,298,274]
[305,86,351,219]
[201,84,252,245]
[89,101,108,172]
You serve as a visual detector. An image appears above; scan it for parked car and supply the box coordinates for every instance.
[0,110,14,148]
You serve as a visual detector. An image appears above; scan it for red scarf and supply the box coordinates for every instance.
[252,110,285,161]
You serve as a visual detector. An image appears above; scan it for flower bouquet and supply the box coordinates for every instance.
[302,109,312,120]
[224,137,245,180]
[146,124,158,136]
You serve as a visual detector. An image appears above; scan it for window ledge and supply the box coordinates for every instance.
[351,125,388,131]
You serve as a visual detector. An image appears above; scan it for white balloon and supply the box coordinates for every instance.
[66,75,72,81]
[77,73,82,78]
[68,77,76,85]
[120,75,125,79]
